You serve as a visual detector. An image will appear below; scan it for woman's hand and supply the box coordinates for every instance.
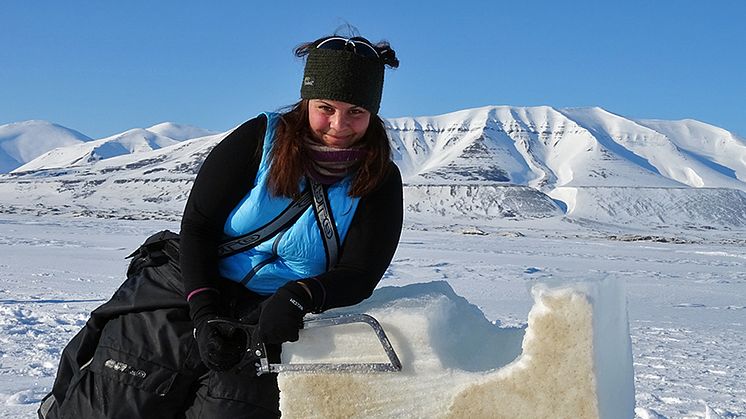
[188,289,247,371]
[251,282,312,344]
[194,317,248,371]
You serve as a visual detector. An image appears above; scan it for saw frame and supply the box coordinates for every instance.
[252,313,402,375]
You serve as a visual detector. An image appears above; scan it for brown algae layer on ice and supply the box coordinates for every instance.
[447,289,598,419]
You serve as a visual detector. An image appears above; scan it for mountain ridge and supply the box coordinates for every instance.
[1,120,219,173]
[0,121,92,172]
[2,105,745,230]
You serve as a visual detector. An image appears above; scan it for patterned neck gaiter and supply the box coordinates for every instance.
[304,137,368,185]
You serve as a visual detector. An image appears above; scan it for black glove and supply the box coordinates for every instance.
[189,290,247,371]
[250,281,313,345]
[194,317,248,371]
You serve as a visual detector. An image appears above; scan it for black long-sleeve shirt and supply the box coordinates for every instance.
[179,114,403,311]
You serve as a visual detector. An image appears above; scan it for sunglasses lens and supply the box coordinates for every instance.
[351,41,379,58]
[317,37,379,58]
[317,38,347,51]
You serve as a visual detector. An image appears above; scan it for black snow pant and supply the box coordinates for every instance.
[38,231,281,419]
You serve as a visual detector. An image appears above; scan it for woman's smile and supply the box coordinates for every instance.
[308,99,371,148]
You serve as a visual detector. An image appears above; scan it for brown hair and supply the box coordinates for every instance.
[267,99,392,198]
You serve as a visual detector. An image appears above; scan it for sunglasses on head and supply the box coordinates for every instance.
[316,36,380,59]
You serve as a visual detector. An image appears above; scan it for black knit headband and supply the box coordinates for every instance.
[300,48,385,114]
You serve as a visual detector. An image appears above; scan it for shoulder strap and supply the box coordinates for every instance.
[309,178,341,270]
[218,179,342,271]
[217,189,313,258]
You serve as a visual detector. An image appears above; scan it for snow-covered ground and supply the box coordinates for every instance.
[1,214,744,418]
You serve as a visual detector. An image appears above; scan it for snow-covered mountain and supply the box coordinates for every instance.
[0,120,91,173]
[387,106,746,191]
[145,122,218,142]
[1,106,745,230]
[13,122,218,173]
[387,105,746,229]
[634,118,746,184]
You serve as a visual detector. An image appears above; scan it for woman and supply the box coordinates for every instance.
[40,33,402,418]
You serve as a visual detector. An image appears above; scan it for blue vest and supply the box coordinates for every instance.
[218,112,361,295]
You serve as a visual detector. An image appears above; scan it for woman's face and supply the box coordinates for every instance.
[308,99,371,148]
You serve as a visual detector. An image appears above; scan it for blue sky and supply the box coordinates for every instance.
[2,1,745,139]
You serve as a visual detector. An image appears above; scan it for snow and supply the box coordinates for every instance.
[13,128,181,173]
[145,122,218,142]
[559,108,746,191]
[403,184,563,220]
[635,119,746,184]
[550,186,746,228]
[1,213,744,418]
[6,122,221,174]
[0,121,91,173]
